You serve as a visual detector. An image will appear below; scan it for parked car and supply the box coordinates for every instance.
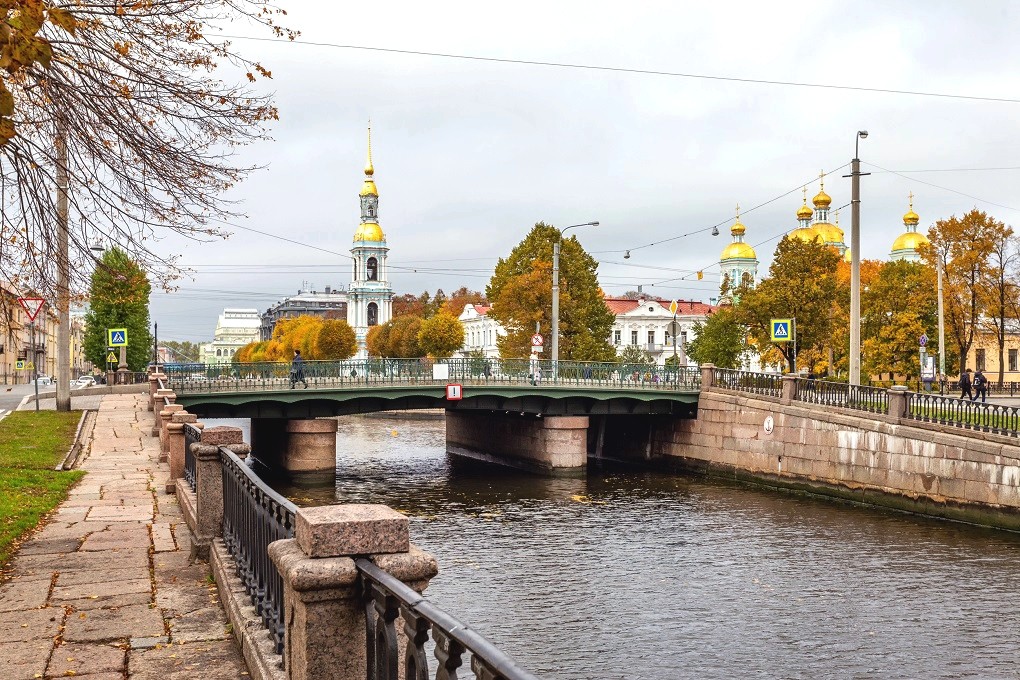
[32,375,52,386]
[73,376,97,388]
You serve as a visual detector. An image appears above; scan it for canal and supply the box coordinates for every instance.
[236,415,1020,678]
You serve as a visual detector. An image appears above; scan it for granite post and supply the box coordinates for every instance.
[268,505,438,680]
[192,438,251,558]
[166,411,197,494]
[159,402,183,463]
[888,385,910,420]
[781,374,798,404]
[700,363,715,390]
[153,388,174,435]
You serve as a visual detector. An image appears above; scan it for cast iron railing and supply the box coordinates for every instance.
[220,446,297,655]
[164,358,701,394]
[357,558,540,680]
[712,368,783,398]
[183,422,201,491]
[907,392,1020,437]
[795,379,889,415]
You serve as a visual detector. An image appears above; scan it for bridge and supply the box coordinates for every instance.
[163,358,701,475]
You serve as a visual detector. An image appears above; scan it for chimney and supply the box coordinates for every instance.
[325,286,331,294]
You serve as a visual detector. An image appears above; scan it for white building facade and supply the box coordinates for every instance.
[347,127,393,358]
[456,304,504,358]
[200,308,262,365]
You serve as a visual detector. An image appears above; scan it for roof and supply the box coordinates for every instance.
[603,296,718,316]
[473,305,491,315]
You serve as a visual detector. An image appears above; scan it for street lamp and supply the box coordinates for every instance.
[846,130,870,385]
[552,221,599,369]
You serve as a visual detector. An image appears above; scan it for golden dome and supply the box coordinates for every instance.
[903,192,919,225]
[789,226,821,243]
[891,231,929,253]
[812,188,831,209]
[731,220,746,236]
[354,222,385,242]
[721,241,756,260]
[359,179,378,197]
[812,222,845,245]
[797,203,813,220]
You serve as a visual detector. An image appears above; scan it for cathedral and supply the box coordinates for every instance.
[347,127,394,358]
[719,174,930,285]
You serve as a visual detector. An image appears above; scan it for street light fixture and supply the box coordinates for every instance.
[552,221,599,369]
[846,130,870,385]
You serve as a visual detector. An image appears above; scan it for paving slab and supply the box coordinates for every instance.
[0,607,62,642]
[0,576,51,611]
[46,642,126,677]
[128,638,248,679]
[0,639,53,680]
[63,603,167,642]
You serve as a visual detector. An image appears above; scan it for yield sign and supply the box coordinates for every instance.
[17,297,45,322]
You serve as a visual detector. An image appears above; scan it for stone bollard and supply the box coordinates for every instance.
[148,372,166,413]
[269,505,438,680]
[888,385,910,420]
[159,403,184,463]
[191,440,251,559]
[700,363,715,389]
[781,374,799,404]
[154,388,176,437]
[166,412,198,494]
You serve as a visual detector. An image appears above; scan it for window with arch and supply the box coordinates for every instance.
[367,257,378,281]
[216,349,222,357]
[367,302,378,326]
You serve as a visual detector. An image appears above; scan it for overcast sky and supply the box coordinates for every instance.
[152,0,1020,342]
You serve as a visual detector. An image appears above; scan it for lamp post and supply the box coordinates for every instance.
[937,247,946,389]
[552,221,599,371]
[847,130,870,385]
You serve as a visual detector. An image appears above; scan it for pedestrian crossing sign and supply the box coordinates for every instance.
[16,359,25,370]
[107,328,128,347]
[770,318,793,342]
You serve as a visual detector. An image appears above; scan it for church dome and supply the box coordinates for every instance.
[812,222,845,245]
[891,231,929,253]
[789,226,821,243]
[812,187,832,209]
[359,179,378,197]
[730,219,746,237]
[721,241,756,260]
[796,203,813,220]
[355,222,385,242]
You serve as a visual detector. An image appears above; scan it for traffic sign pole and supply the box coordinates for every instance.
[31,321,38,411]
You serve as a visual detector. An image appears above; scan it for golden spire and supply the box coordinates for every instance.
[364,121,374,176]
[903,190,920,226]
[812,169,832,208]
[796,187,812,220]
[731,202,746,236]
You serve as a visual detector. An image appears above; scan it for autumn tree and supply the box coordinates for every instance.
[685,307,746,369]
[441,286,488,317]
[391,293,427,319]
[735,236,842,372]
[862,312,928,380]
[313,319,357,360]
[161,340,200,363]
[371,315,424,357]
[417,313,464,358]
[922,209,1003,372]
[487,223,615,360]
[366,324,389,358]
[976,218,1018,383]
[83,248,151,370]
[0,1,292,298]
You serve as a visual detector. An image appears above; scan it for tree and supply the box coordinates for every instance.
[417,313,465,358]
[862,312,927,380]
[366,324,389,358]
[685,307,746,369]
[313,319,357,360]
[441,286,488,317]
[487,223,615,360]
[0,1,292,298]
[976,218,1018,384]
[83,248,151,370]
[391,293,427,319]
[617,344,654,375]
[923,209,1003,372]
[735,236,842,372]
[161,340,201,363]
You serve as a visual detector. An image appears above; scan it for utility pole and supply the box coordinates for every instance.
[846,131,869,385]
[551,221,598,375]
[937,250,946,381]
[55,129,71,411]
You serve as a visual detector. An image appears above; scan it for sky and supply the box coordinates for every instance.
[152,0,1020,342]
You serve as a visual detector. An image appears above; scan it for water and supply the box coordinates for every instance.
[224,416,1020,679]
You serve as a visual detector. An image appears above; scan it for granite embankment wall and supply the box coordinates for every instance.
[446,410,589,475]
[600,386,1020,530]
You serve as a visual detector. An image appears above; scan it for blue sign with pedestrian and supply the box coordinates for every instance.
[770,318,793,342]
[108,328,129,347]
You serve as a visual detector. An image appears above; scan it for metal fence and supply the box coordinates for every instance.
[795,379,890,415]
[907,392,1020,437]
[712,368,783,398]
[183,422,200,491]
[357,558,540,680]
[220,447,296,655]
[165,358,702,394]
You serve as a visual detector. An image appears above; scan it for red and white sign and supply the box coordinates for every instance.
[531,333,544,347]
[445,383,463,401]
[17,297,45,322]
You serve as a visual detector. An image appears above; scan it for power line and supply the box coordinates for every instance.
[863,161,1020,213]
[872,166,1020,174]
[218,34,1020,104]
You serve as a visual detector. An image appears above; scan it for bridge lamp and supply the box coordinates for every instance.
[552,221,599,369]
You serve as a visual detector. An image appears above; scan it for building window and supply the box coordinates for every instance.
[1011,349,1018,372]
[647,330,655,345]
[681,331,688,346]
[367,257,378,281]
[367,302,378,326]
[976,349,986,371]
[631,330,638,345]
[613,330,621,345]
[216,349,221,357]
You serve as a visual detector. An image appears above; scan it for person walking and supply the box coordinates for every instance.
[290,349,308,389]
[959,368,973,401]
[972,368,988,402]
[529,352,541,386]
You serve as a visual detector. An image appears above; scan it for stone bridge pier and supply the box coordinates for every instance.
[446,410,589,476]
[250,417,339,475]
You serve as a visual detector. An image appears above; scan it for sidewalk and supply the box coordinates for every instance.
[0,393,248,679]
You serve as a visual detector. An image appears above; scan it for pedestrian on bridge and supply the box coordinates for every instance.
[529,353,541,386]
[291,350,308,389]
[972,368,988,402]
[960,368,973,401]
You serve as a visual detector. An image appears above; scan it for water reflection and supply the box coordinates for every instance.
[210,415,1020,679]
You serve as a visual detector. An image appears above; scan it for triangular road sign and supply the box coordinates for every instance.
[17,297,45,322]
[106,352,118,363]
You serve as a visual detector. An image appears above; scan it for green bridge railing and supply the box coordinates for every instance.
[164,358,702,395]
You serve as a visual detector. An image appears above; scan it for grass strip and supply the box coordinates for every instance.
[0,411,85,566]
